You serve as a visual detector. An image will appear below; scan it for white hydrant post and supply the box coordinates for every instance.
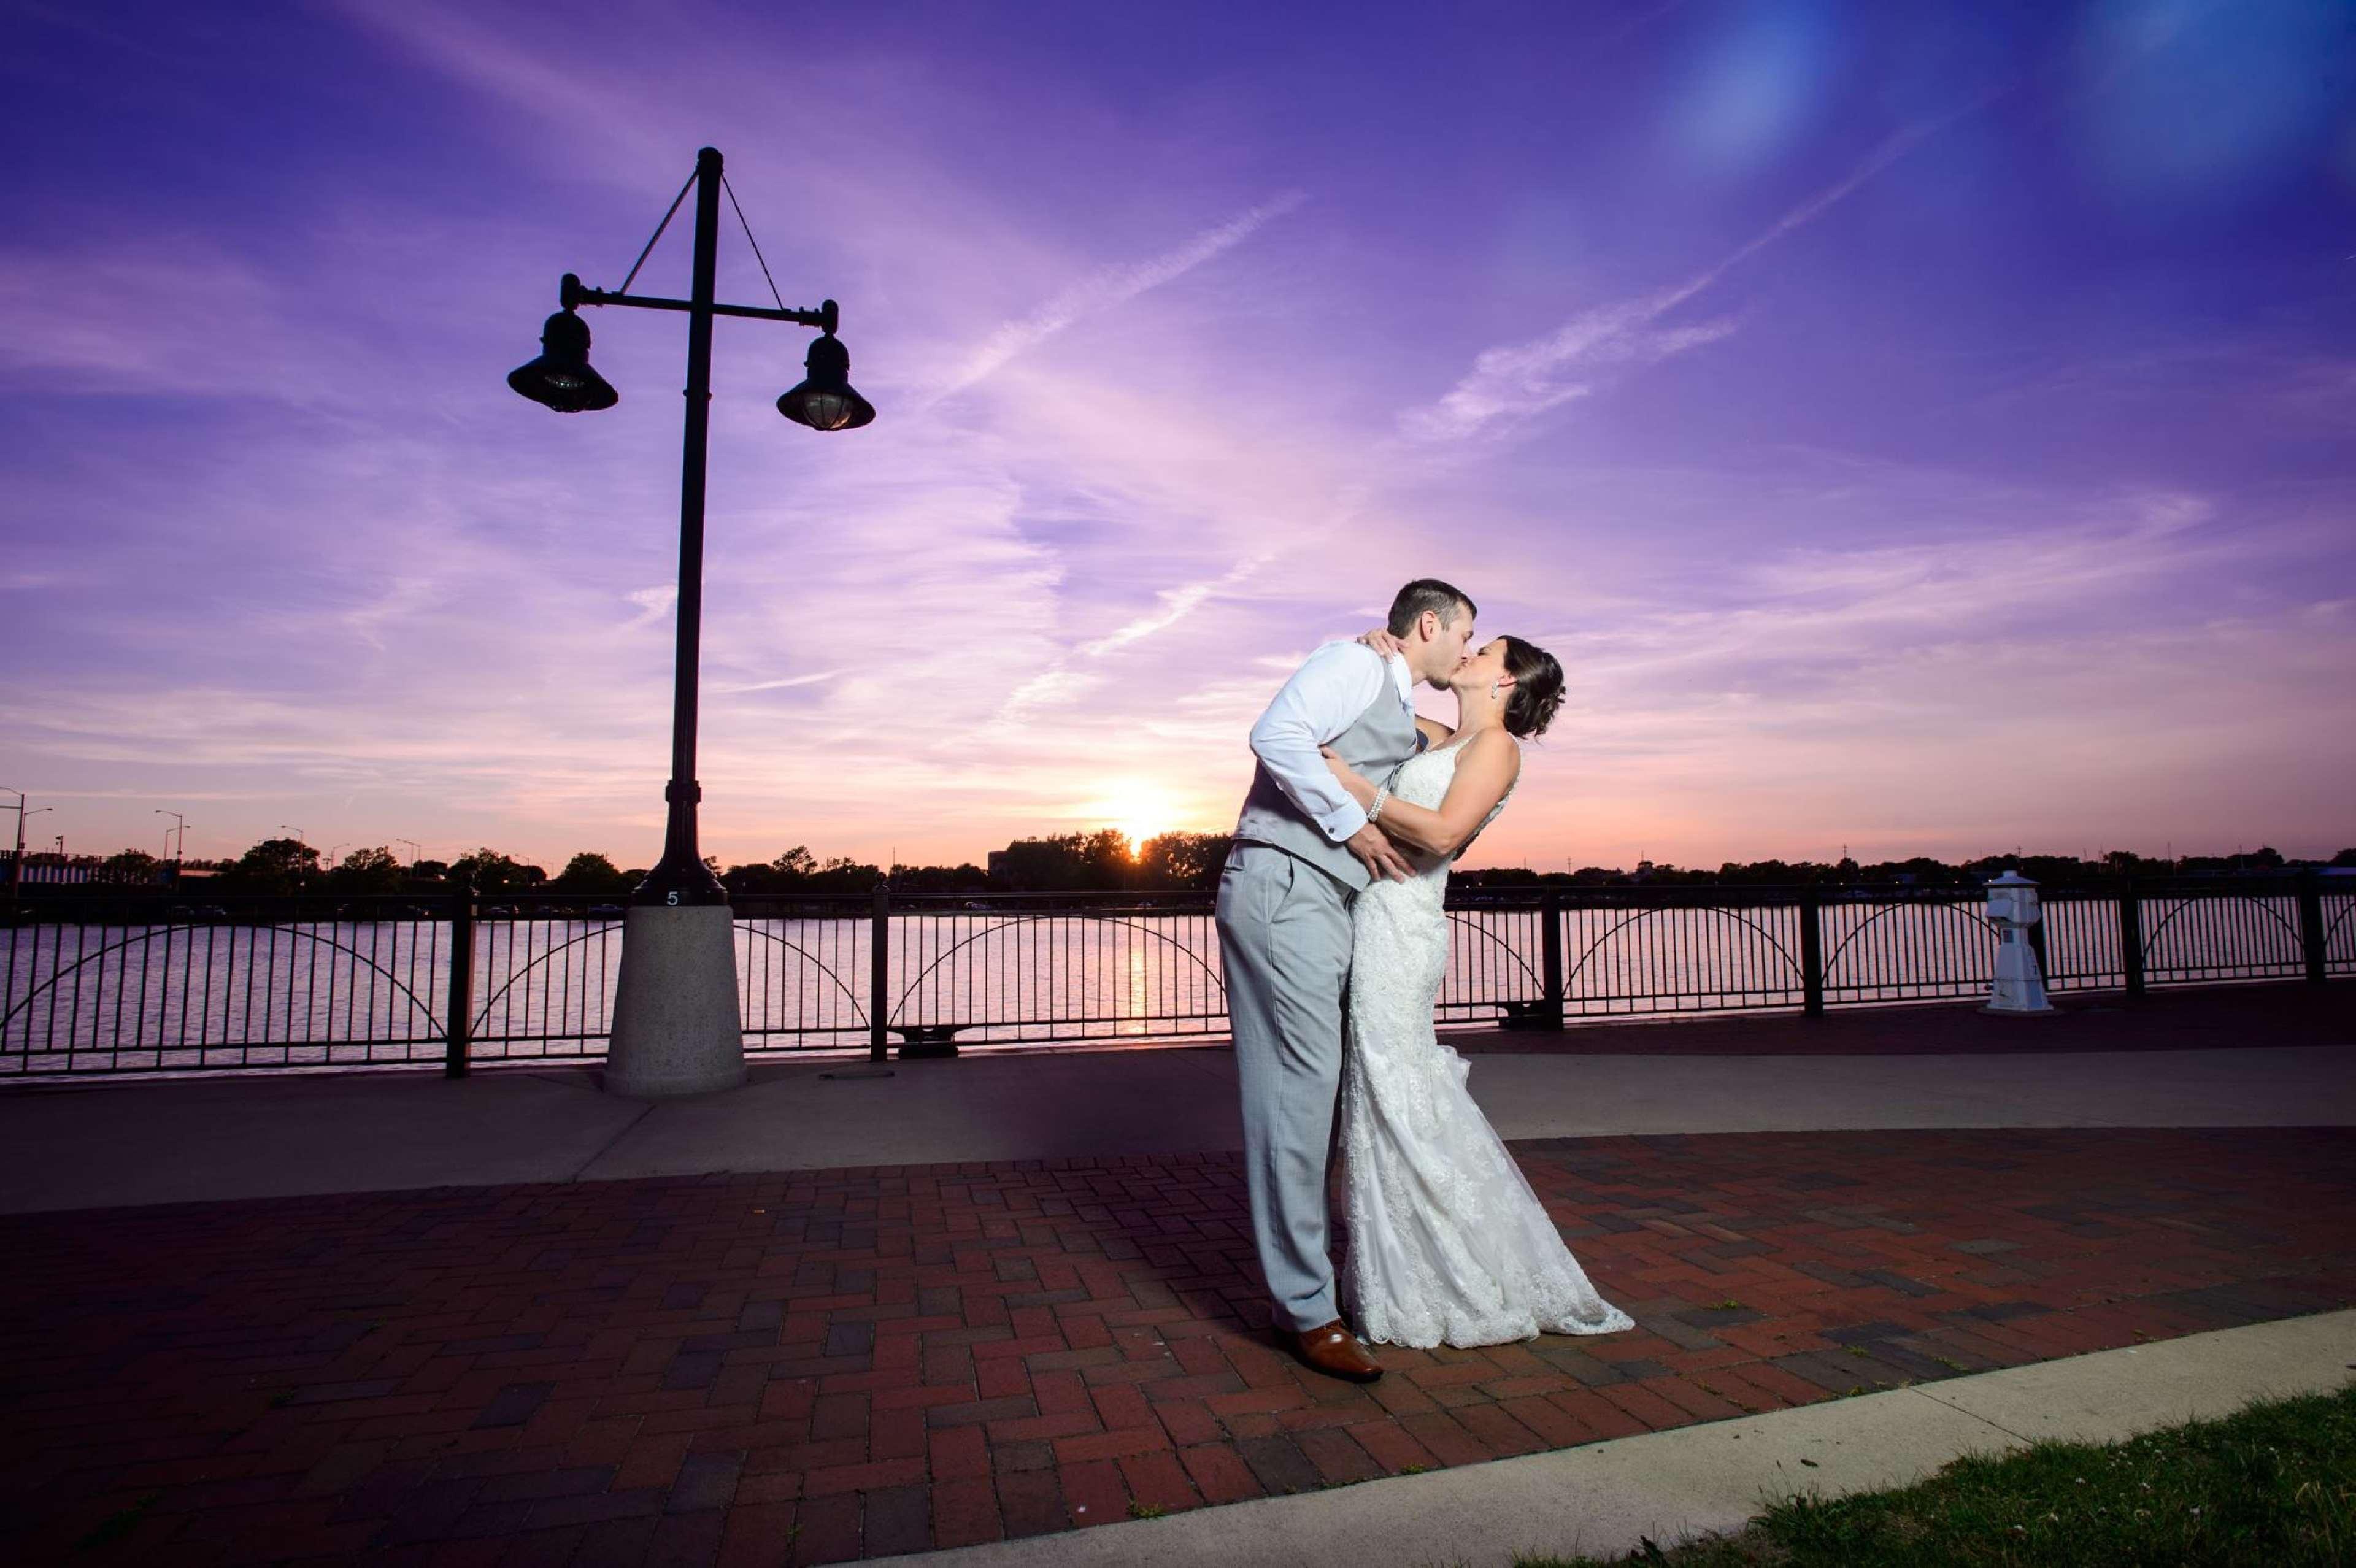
[1982,870,2055,1014]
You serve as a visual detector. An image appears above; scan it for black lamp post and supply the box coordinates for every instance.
[510,146,872,910]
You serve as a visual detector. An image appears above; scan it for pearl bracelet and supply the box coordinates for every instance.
[1369,783,1391,821]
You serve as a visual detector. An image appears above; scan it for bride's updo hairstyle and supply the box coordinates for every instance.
[1499,636,1565,739]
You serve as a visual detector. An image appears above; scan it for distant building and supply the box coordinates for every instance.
[1,856,94,886]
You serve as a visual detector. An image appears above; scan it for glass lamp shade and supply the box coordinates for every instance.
[776,333,874,431]
[507,309,618,413]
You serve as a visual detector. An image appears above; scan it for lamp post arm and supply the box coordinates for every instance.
[563,275,837,333]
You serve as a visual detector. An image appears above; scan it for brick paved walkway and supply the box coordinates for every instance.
[5,1128,2351,1566]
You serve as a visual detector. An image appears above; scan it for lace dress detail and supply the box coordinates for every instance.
[1338,736,1634,1348]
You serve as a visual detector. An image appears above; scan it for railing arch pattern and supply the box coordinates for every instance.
[1439,908,1547,1019]
[738,919,869,1044]
[1820,896,2000,1004]
[2139,893,2305,983]
[3,874,2346,1074]
[471,918,617,1042]
[2323,893,2356,967]
[1558,898,1807,1014]
[1,920,447,1041]
[880,900,1228,1043]
[2,903,450,1072]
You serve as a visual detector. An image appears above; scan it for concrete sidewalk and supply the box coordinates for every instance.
[3,1039,2352,1213]
[869,1310,2356,1567]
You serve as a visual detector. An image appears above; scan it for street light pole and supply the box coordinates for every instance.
[6,789,23,902]
[23,806,52,877]
[155,809,188,875]
[507,145,872,1098]
[4,790,47,906]
[650,145,725,906]
[279,824,312,888]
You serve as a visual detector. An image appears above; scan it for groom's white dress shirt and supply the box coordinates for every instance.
[1247,641,1418,845]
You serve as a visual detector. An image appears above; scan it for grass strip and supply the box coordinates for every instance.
[1518,1382,2355,1567]
[74,1491,161,1551]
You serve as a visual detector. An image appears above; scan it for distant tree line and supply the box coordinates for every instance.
[1456,845,2354,890]
[29,836,2356,899]
[715,831,1234,895]
[131,828,1239,897]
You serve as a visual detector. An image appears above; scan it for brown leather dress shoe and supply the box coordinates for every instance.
[1276,1319,1383,1382]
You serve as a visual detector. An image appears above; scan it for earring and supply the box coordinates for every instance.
[1490,682,1501,699]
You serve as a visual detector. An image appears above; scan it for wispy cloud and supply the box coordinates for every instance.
[1079,583,1216,657]
[325,0,679,185]
[1077,556,1268,658]
[998,669,1107,720]
[341,576,438,653]
[1404,119,1946,442]
[1422,483,2356,868]
[622,585,676,629]
[926,192,1307,404]
[0,239,318,398]
[1568,490,2222,688]
[713,669,845,695]
[1596,0,1696,47]
[993,557,1275,732]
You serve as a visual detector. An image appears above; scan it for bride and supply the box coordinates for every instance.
[1319,631,1633,1349]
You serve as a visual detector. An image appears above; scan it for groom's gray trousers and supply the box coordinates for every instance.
[1216,840,1355,1332]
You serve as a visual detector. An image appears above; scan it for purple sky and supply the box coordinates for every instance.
[4,0,2352,873]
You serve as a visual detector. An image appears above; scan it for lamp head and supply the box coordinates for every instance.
[507,308,618,413]
[776,332,874,431]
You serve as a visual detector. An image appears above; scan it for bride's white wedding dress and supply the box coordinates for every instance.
[1338,733,1634,1348]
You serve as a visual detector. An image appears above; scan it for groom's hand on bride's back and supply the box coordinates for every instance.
[1346,823,1412,882]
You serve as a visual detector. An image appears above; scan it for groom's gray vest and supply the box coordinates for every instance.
[1233,668,1422,892]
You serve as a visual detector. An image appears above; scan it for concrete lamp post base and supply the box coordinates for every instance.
[604,905,746,1097]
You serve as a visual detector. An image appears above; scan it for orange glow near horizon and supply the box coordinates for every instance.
[1096,781,1180,859]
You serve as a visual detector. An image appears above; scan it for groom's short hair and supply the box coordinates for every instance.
[1387,578,1476,637]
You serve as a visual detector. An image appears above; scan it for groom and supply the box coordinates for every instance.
[1217,578,1479,1381]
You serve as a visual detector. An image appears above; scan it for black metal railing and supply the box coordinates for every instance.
[870,891,1227,1048]
[1553,887,1812,1017]
[2,874,2346,1075]
[0,891,455,1075]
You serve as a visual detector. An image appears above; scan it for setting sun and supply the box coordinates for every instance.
[1093,782,1180,856]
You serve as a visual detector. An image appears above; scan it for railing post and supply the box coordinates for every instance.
[869,884,890,1062]
[2297,869,2328,985]
[1798,890,1825,1017]
[2119,880,2146,997]
[445,884,474,1078]
[1540,891,1565,1029]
